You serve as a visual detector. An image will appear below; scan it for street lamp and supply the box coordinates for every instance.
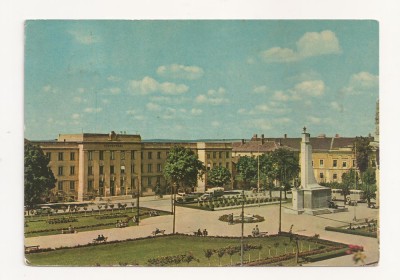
[240,189,245,266]
[172,183,177,234]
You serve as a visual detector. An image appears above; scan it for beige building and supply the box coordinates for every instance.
[232,133,377,184]
[33,132,232,202]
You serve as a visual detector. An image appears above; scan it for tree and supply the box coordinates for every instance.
[207,166,232,188]
[259,153,274,197]
[361,168,377,206]
[354,136,372,175]
[236,156,257,189]
[342,168,359,203]
[24,142,57,209]
[163,146,205,191]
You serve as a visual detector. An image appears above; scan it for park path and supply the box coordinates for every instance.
[25,199,379,266]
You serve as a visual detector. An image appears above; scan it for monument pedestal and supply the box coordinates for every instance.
[287,187,331,215]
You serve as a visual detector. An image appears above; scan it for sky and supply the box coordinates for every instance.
[24,20,379,140]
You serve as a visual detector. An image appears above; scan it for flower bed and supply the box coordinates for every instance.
[325,226,377,238]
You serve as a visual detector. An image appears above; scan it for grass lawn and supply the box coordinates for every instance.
[26,234,345,267]
[25,208,170,237]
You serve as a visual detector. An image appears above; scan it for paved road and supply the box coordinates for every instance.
[25,197,379,266]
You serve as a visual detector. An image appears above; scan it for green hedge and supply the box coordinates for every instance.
[304,248,348,262]
[325,226,377,238]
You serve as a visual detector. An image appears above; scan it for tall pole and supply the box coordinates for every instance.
[173,183,177,234]
[257,145,260,206]
[136,189,140,226]
[279,181,282,234]
[353,143,357,221]
[240,189,244,266]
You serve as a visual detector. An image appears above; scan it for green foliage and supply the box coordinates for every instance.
[207,166,232,187]
[354,136,372,174]
[24,142,57,208]
[236,156,257,188]
[163,146,205,189]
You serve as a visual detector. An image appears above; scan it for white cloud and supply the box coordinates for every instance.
[330,101,343,112]
[211,121,221,127]
[287,80,325,100]
[101,87,121,95]
[195,87,229,105]
[71,114,80,120]
[134,115,145,120]
[273,91,290,101]
[42,85,58,94]
[126,110,137,115]
[253,85,269,94]
[251,119,273,131]
[191,108,202,115]
[275,117,291,124]
[128,76,188,95]
[68,30,100,45]
[307,116,322,124]
[107,75,121,82]
[84,107,102,113]
[238,108,247,114]
[157,64,204,80]
[341,72,379,95]
[146,102,161,111]
[77,88,85,93]
[260,30,341,63]
[101,99,110,104]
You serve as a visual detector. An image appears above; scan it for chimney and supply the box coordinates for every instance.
[284,133,287,139]
[241,139,245,145]
[335,134,340,138]
[253,134,258,140]
[261,134,264,144]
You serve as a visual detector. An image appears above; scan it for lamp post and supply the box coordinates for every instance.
[353,143,358,222]
[240,189,245,266]
[172,183,177,234]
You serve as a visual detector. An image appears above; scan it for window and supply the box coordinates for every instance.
[319,173,324,179]
[147,164,152,173]
[333,173,338,180]
[148,177,152,186]
[342,161,347,168]
[110,165,115,174]
[131,151,135,160]
[46,152,51,160]
[353,160,355,167]
[131,164,135,173]
[58,166,63,176]
[110,151,115,160]
[157,164,162,172]
[121,151,125,160]
[99,180,104,195]
[99,151,104,160]
[70,152,75,161]
[88,166,93,175]
[120,179,125,195]
[219,152,222,158]
[88,151,93,160]
[312,161,314,167]
[333,160,337,168]
[213,152,216,159]
[87,180,93,191]
[70,181,75,191]
[226,162,230,169]
[99,165,104,175]
[226,152,230,158]
[319,159,324,167]
[58,181,63,191]
[131,178,136,190]
[372,160,376,168]
[148,152,152,159]
[121,165,125,174]
[58,152,63,161]
[70,166,75,175]
[157,152,161,159]
[207,153,210,159]
[219,162,222,167]
[207,163,211,170]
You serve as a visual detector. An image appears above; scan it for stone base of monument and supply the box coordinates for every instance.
[288,187,335,216]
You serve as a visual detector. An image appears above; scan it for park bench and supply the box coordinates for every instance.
[61,228,77,234]
[149,211,160,217]
[92,237,108,244]
[25,245,40,253]
[151,229,165,236]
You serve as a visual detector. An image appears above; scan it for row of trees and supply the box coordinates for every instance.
[235,148,300,197]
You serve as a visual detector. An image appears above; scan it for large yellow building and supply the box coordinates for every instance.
[232,133,377,184]
[32,132,232,202]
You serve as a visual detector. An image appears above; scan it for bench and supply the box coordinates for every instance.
[152,229,165,236]
[92,237,108,244]
[25,245,40,253]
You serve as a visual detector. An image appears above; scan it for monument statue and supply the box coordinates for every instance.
[290,128,332,215]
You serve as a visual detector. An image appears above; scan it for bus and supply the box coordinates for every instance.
[331,188,366,203]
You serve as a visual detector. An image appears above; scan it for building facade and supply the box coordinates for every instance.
[33,132,233,202]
